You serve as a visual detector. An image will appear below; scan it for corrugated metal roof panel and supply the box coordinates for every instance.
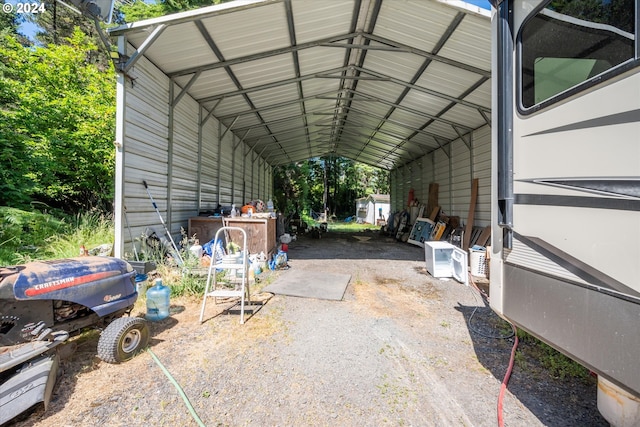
[364,48,425,84]
[374,0,454,53]
[292,0,357,44]
[201,3,290,60]
[110,0,491,170]
[297,47,347,76]
[438,14,492,72]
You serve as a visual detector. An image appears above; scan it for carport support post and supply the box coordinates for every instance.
[231,129,250,205]
[114,35,127,259]
[242,144,249,203]
[252,146,267,201]
[167,82,175,234]
[196,106,204,213]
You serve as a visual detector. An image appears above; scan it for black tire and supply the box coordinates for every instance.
[97,317,149,364]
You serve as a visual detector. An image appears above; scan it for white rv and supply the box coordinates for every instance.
[490,0,639,425]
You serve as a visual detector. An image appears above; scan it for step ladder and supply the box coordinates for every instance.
[199,226,251,324]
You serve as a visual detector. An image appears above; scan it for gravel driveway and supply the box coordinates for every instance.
[12,230,607,426]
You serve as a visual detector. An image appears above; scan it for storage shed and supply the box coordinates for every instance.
[108,0,491,258]
[356,194,390,225]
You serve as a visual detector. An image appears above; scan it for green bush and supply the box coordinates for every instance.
[0,207,114,265]
[0,207,67,264]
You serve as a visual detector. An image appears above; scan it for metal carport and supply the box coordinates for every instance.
[108,0,492,258]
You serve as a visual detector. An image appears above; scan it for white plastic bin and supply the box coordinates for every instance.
[469,248,487,278]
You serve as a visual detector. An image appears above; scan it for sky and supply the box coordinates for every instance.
[464,0,492,8]
[13,0,492,41]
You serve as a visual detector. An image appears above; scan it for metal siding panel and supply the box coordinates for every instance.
[171,99,200,223]
[297,46,346,76]
[177,69,238,101]
[451,139,471,219]
[115,1,494,232]
[416,61,484,98]
[433,149,450,214]
[230,53,295,88]
[143,22,218,75]
[402,89,453,117]
[201,2,290,60]
[438,12,491,72]
[422,152,435,191]
[292,0,356,43]
[260,105,303,124]
[213,96,252,119]
[410,159,424,204]
[300,79,341,98]
[375,0,457,52]
[123,51,172,251]
[356,79,404,104]
[424,121,457,140]
[364,44,424,83]
[464,79,492,110]
[472,125,491,225]
[441,103,486,130]
[232,136,245,206]
[248,84,299,109]
[219,130,234,205]
[200,117,220,209]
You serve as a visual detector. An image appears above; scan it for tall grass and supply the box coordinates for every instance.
[299,212,380,233]
[0,207,114,265]
[44,212,115,259]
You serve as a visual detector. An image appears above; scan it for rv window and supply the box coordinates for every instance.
[519,0,635,109]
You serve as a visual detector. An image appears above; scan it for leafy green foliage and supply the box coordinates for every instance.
[0,207,113,265]
[273,157,389,219]
[0,29,116,212]
[0,206,66,264]
[117,1,166,21]
[0,2,29,43]
[118,0,231,22]
[43,211,115,259]
[516,329,592,381]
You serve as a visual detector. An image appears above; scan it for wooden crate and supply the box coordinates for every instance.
[188,217,223,243]
[188,216,276,256]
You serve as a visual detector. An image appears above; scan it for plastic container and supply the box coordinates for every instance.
[189,239,203,259]
[146,278,170,321]
[135,273,148,296]
[469,248,487,278]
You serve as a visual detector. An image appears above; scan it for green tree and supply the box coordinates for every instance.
[118,1,165,21]
[273,157,389,220]
[119,0,232,22]
[0,29,116,212]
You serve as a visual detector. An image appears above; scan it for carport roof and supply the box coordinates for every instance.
[109,0,491,170]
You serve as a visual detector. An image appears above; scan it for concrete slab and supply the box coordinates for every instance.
[262,269,351,301]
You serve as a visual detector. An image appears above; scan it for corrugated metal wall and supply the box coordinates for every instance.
[115,43,272,258]
[389,124,491,228]
[199,109,220,212]
[120,51,170,258]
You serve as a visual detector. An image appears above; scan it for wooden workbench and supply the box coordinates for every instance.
[188,216,277,256]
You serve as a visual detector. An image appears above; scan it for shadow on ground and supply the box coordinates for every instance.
[287,229,608,426]
[455,297,608,427]
[286,229,424,261]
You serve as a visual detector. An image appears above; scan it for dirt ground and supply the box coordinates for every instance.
[9,230,608,426]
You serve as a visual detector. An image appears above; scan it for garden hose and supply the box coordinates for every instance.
[147,348,206,427]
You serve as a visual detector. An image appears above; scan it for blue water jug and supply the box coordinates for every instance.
[146,278,170,321]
